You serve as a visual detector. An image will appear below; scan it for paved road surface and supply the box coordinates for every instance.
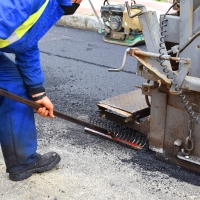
[1,26,200,200]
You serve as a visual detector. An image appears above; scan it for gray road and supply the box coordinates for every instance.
[1,26,200,200]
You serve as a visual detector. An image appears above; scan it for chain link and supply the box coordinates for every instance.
[158,0,197,155]
[185,119,194,152]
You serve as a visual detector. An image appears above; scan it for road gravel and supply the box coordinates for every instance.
[1,26,200,200]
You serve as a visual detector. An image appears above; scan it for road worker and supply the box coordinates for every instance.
[0,0,82,181]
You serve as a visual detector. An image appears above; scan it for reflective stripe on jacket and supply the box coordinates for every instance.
[0,0,49,48]
[0,0,72,89]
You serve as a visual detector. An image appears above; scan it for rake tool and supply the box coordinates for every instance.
[0,88,145,150]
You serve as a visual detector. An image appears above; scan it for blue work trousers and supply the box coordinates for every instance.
[0,52,37,173]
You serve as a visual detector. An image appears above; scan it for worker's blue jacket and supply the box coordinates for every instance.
[0,0,72,90]
[0,0,73,172]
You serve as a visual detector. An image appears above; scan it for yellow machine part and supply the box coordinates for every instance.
[122,8,142,33]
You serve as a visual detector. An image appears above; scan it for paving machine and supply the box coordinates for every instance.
[97,0,200,173]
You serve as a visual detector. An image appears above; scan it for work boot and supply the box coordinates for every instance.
[9,152,61,181]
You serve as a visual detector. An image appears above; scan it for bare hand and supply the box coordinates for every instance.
[73,0,82,4]
[33,95,54,118]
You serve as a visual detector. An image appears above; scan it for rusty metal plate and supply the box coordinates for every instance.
[98,90,147,114]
